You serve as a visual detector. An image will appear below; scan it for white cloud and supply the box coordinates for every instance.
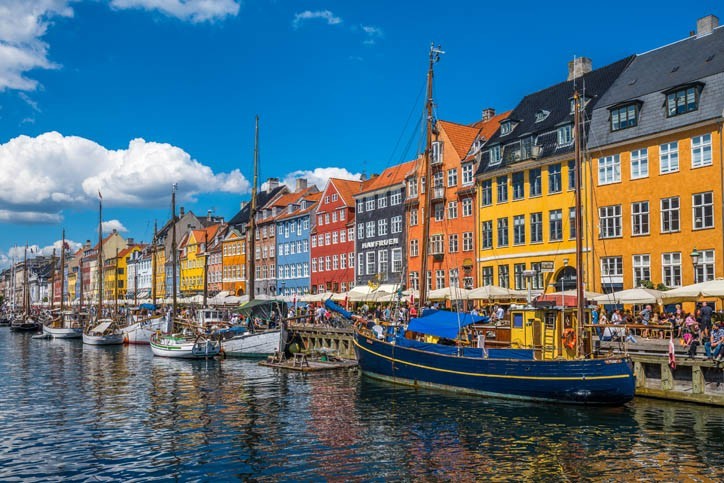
[0,209,61,224]
[0,131,251,222]
[0,238,82,269]
[292,10,342,29]
[0,0,73,92]
[109,0,241,23]
[280,167,361,190]
[361,24,383,45]
[101,219,127,234]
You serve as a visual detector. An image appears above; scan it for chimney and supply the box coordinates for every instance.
[482,107,496,121]
[697,14,719,37]
[295,178,308,191]
[85,240,91,249]
[207,209,212,221]
[266,177,279,193]
[127,238,134,245]
[179,206,185,217]
[567,57,592,81]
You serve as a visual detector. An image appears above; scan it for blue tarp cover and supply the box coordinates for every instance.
[325,298,353,319]
[407,310,489,339]
[140,303,157,310]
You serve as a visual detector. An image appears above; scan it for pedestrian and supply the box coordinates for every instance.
[699,301,713,337]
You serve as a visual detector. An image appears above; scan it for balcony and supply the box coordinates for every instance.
[431,187,445,201]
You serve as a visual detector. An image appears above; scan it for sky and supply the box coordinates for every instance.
[0,0,720,266]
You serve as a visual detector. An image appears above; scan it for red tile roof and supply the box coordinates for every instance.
[357,159,417,195]
[470,111,512,141]
[329,178,367,206]
[438,120,481,160]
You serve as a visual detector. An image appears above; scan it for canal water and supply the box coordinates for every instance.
[1,328,723,482]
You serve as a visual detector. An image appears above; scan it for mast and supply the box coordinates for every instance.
[50,249,55,310]
[573,90,585,358]
[152,220,157,305]
[79,256,84,314]
[98,196,103,320]
[171,183,178,331]
[114,247,119,316]
[60,230,65,313]
[419,44,442,307]
[23,243,28,317]
[203,229,209,307]
[248,115,260,302]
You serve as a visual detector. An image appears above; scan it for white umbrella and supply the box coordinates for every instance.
[468,285,526,300]
[660,278,724,303]
[593,288,664,305]
[427,287,473,300]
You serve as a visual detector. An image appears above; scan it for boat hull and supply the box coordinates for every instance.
[82,333,125,345]
[43,325,83,339]
[353,332,635,405]
[222,330,280,358]
[10,320,40,332]
[150,335,221,359]
[122,318,166,345]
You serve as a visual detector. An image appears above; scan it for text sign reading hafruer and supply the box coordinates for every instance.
[540,261,555,273]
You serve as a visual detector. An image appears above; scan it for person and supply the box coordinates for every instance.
[409,305,418,318]
[592,307,601,337]
[684,313,700,357]
[640,305,652,338]
[706,321,724,360]
[699,301,713,338]
[495,305,505,321]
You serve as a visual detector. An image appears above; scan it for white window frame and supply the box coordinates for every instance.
[598,154,621,185]
[462,198,473,217]
[631,201,649,236]
[599,205,622,239]
[662,252,682,287]
[691,134,712,168]
[692,191,714,230]
[660,142,679,174]
[630,149,648,179]
[660,197,680,233]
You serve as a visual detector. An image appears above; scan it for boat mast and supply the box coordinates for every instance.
[23,243,28,317]
[152,220,157,305]
[573,90,585,358]
[79,255,84,314]
[98,196,103,320]
[50,249,55,311]
[171,183,178,331]
[114,247,119,316]
[419,44,442,307]
[203,229,209,307]
[248,115,260,302]
[60,229,65,313]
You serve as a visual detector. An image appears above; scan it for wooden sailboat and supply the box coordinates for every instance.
[10,244,41,332]
[348,45,635,405]
[43,230,83,338]
[83,195,124,345]
[221,116,284,358]
[150,184,220,358]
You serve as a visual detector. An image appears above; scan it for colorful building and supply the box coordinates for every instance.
[179,225,221,296]
[207,224,227,296]
[222,228,246,296]
[587,15,724,293]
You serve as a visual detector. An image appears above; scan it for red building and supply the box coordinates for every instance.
[310,178,368,293]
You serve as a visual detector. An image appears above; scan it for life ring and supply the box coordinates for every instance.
[562,329,577,350]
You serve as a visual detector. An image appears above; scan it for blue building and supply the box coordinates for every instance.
[275,182,320,298]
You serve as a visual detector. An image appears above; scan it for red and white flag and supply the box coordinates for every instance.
[668,336,677,370]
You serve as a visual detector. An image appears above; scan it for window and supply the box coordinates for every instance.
[462,163,474,185]
[481,179,492,206]
[661,197,680,233]
[447,201,458,219]
[512,172,525,200]
[340,254,346,270]
[349,253,354,268]
[332,231,338,244]
[348,227,354,240]
[331,211,337,223]
[490,145,502,165]
[331,194,338,202]
[695,249,715,282]
[435,270,446,290]
[526,167,541,197]
[482,266,493,285]
[408,178,418,198]
[410,239,419,257]
[548,164,561,193]
[662,252,682,287]
[378,250,388,274]
[599,205,622,238]
[311,236,317,248]
[431,141,443,164]
[431,234,444,255]
[391,216,402,234]
[357,253,364,275]
[660,142,679,174]
[514,264,526,290]
[630,148,648,179]
[392,248,402,273]
[598,154,620,185]
[434,203,444,221]
[530,212,543,243]
[633,254,650,287]
[530,262,544,290]
[357,201,363,213]
[325,256,331,271]
[365,198,375,211]
[460,232,471,252]
[339,209,345,221]
[366,221,375,238]
[409,271,419,291]
[567,160,576,190]
[378,219,388,236]
[366,252,375,275]
[693,192,714,229]
[549,209,563,241]
[324,214,330,225]
[692,134,712,168]
[303,239,309,252]
[497,175,508,203]
[481,221,492,249]
[557,124,573,145]
[324,233,330,246]
[339,230,345,244]
[513,215,525,245]
[447,168,458,187]
[601,257,623,292]
[666,85,699,117]
[390,192,402,205]
[318,215,323,226]
[610,104,638,131]
[449,234,459,253]
[410,209,418,226]
[500,121,513,135]
[498,264,509,288]
[497,218,508,247]
[462,198,472,217]
[631,201,649,236]
[377,195,387,209]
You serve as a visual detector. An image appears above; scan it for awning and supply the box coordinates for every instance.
[407,310,488,339]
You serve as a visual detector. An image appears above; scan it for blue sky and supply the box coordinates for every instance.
[0,0,720,264]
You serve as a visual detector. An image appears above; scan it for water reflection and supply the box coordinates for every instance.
[0,327,722,481]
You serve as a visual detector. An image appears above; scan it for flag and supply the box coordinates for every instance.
[98,191,102,200]
[63,241,70,250]
[668,336,676,370]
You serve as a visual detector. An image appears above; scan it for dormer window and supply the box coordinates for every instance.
[535,110,550,123]
[431,141,443,165]
[489,145,502,166]
[557,124,573,146]
[500,121,514,136]
[610,102,641,131]
[664,83,702,117]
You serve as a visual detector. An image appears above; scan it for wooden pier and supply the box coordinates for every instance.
[287,323,356,359]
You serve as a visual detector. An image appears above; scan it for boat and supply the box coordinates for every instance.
[149,184,220,359]
[83,194,124,346]
[348,45,635,405]
[43,230,84,339]
[10,244,41,332]
[122,304,167,344]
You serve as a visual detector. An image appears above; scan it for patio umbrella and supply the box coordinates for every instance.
[468,285,526,300]
[660,278,724,303]
[427,287,473,300]
[593,287,664,305]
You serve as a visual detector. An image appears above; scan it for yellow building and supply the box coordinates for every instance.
[222,228,246,296]
[476,57,632,296]
[586,18,724,294]
[104,245,142,301]
[180,225,221,295]
[152,243,166,300]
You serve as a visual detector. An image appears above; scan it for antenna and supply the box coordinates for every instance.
[430,43,445,63]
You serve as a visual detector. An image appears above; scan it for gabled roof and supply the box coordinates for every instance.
[438,120,481,159]
[275,191,322,221]
[355,160,416,196]
[470,111,512,141]
[227,185,287,227]
[326,177,367,207]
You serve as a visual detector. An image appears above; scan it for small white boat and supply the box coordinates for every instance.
[150,331,221,359]
[83,319,125,345]
[122,315,167,344]
[43,311,84,339]
[222,328,281,358]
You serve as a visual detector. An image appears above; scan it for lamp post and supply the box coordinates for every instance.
[562,258,569,310]
[690,247,701,284]
[523,269,536,305]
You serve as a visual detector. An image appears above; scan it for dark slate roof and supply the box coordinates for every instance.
[588,27,724,149]
[477,56,634,176]
[227,185,286,228]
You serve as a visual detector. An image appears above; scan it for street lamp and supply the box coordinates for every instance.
[523,269,536,305]
[562,258,569,310]
[690,247,701,283]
